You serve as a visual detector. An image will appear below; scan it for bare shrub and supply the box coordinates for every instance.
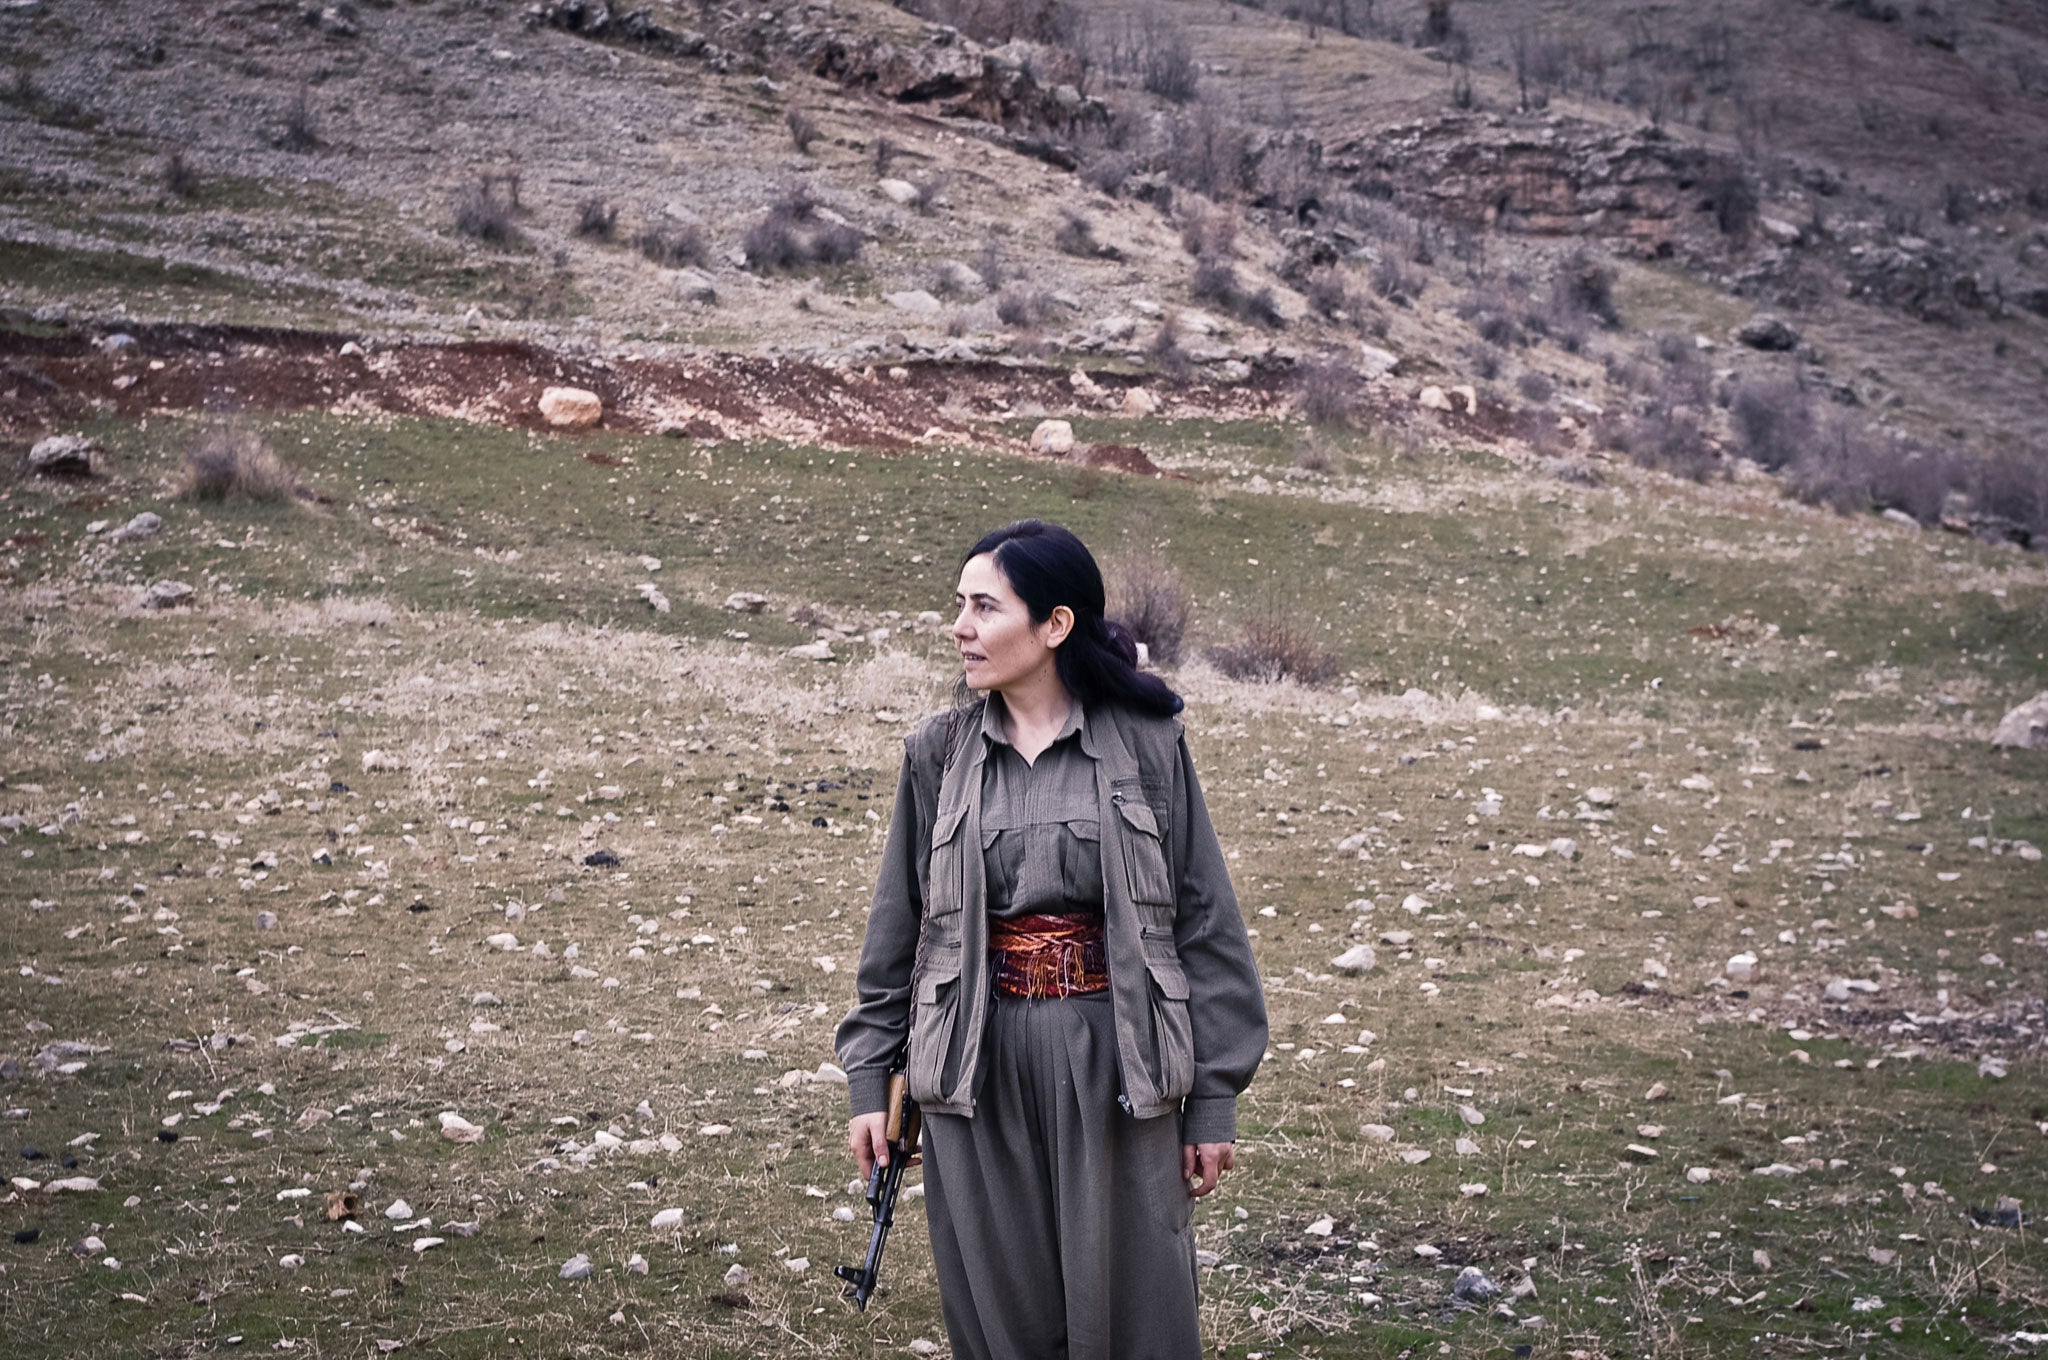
[743,190,863,272]
[911,174,948,213]
[1294,436,1336,472]
[575,197,619,239]
[1054,210,1100,257]
[874,136,900,176]
[1549,250,1618,328]
[451,178,517,243]
[1969,453,2048,543]
[1516,370,1555,404]
[163,151,199,199]
[1463,342,1503,381]
[974,235,1009,290]
[1702,166,1757,236]
[1604,405,1720,482]
[176,425,308,503]
[1305,267,1352,321]
[1207,604,1340,685]
[637,220,707,268]
[1422,0,1455,45]
[1110,13,1200,103]
[785,107,821,154]
[1163,104,1251,200]
[995,285,1051,328]
[1728,375,1815,471]
[1193,255,1285,329]
[1105,552,1192,667]
[1371,254,1420,305]
[1297,355,1358,427]
[278,91,320,153]
[1080,150,1134,196]
[1149,311,1192,378]
[1180,206,1237,260]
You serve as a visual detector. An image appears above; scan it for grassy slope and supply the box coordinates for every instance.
[1,412,2044,1357]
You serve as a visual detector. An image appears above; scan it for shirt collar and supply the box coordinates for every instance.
[981,692,1085,749]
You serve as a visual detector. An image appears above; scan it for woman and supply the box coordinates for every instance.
[836,520,1268,1359]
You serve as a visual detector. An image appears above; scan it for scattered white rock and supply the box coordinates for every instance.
[1360,1124,1396,1142]
[559,1253,594,1281]
[1029,420,1075,455]
[29,434,95,475]
[651,1208,685,1231]
[787,641,835,662]
[1304,1216,1335,1237]
[538,387,603,429]
[1686,1167,1713,1184]
[385,1199,414,1220]
[723,1263,751,1287]
[1331,944,1376,973]
[1725,952,1758,983]
[438,1112,485,1144]
[723,592,768,613]
[141,580,194,611]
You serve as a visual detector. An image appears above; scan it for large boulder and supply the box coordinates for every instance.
[1735,315,1801,351]
[28,434,94,476]
[1991,693,2048,750]
[1029,420,1075,455]
[141,580,193,611]
[538,386,603,429]
[107,511,162,543]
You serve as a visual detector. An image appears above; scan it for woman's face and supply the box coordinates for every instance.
[952,553,1068,694]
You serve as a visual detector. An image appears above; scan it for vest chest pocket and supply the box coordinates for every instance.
[924,804,968,918]
[1113,794,1174,908]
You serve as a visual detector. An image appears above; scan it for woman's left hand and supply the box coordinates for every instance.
[1182,1141,1236,1197]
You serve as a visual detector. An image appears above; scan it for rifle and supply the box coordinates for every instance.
[835,1068,921,1311]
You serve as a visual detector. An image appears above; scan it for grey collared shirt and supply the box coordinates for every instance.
[978,694,1105,920]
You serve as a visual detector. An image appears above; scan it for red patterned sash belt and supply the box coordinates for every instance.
[990,913,1110,999]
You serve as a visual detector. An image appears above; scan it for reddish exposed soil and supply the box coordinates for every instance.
[0,321,1294,468]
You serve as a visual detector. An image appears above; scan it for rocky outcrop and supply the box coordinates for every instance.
[1991,693,2048,750]
[1329,115,1748,258]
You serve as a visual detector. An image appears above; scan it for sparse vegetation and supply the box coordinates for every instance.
[174,424,309,503]
[1297,354,1359,428]
[742,190,862,272]
[1104,550,1192,666]
[574,197,619,240]
[1515,369,1554,404]
[785,107,822,154]
[162,151,199,200]
[451,178,518,243]
[994,284,1051,329]
[1054,209,1099,258]
[637,220,708,269]
[277,91,320,152]
[1191,255,1284,329]
[1207,601,1340,684]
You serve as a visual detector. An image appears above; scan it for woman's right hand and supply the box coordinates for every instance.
[848,1112,891,1179]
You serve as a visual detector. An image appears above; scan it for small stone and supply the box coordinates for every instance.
[1645,1081,1670,1102]
[723,1263,751,1287]
[787,641,834,661]
[559,1253,594,1281]
[1625,1144,1659,1160]
[1400,894,1430,915]
[385,1199,414,1220]
[1455,1137,1481,1157]
[1458,1104,1484,1127]
[255,911,278,931]
[723,592,769,613]
[1735,315,1801,351]
[782,1256,809,1273]
[411,1237,445,1253]
[1331,944,1376,973]
[1360,1124,1396,1142]
[538,387,603,429]
[1121,386,1159,416]
[1399,1149,1431,1165]
[1686,1167,1713,1184]
[438,1112,484,1144]
[1453,1266,1500,1303]
[626,1253,648,1276]
[1304,1216,1335,1237]
[1417,385,1453,411]
[107,512,162,543]
[1413,1243,1441,1258]
[1459,1183,1488,1198]
[141,580,194,611]
[651,1208,684,1230]
[1725,952,1758,983]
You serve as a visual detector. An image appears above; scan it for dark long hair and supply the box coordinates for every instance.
[956,519,1183,721]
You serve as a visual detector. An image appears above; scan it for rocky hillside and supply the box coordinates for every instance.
[0,0,2044,543]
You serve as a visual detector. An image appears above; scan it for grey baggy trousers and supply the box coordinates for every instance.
[920,990,1202,1360]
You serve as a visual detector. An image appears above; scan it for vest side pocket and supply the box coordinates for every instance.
[907,939,963,1104]
[1114,795,1174,907]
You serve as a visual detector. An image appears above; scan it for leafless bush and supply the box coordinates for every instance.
[1192,255,1285,329]
[451,178,518,243]
[1701,166,1757,237]
[1463,342,1503,381]
[1549,250,1618,327]
[1516,370,1554,404]
[1055,210,1100,257]
[1080,150,1135,196]
[1149,311,1192,378]
[1297,355,1358,428]
[1105,552,1191,666]
[1105,13,1200,102]
[637,220,707,268]
[1371,254,1421,305]
[176,425,309,503]
[163,151,199,199]
[1304,267,1351,321]
[974,235,1009,291]
[743,190,863,271]
[995,285,1051,328]
[874,136,901,176]
[575,197,619,239]
[1179,206,1237,259]
[785,107,822,153]
[1728,375,1815,472]
[1207,604,1340,685]
[1604,405,1721,483]
[1294,435,1336,472]
[1163,104,1251,200]
[1969,453,2048,544]
[1422,0,1455,45]
[911,174,948,213]
[278,91,320,152]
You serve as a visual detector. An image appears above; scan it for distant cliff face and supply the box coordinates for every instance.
[1329,114,1751,258]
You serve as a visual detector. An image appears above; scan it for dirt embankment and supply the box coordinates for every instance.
[0,320,1310,468]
